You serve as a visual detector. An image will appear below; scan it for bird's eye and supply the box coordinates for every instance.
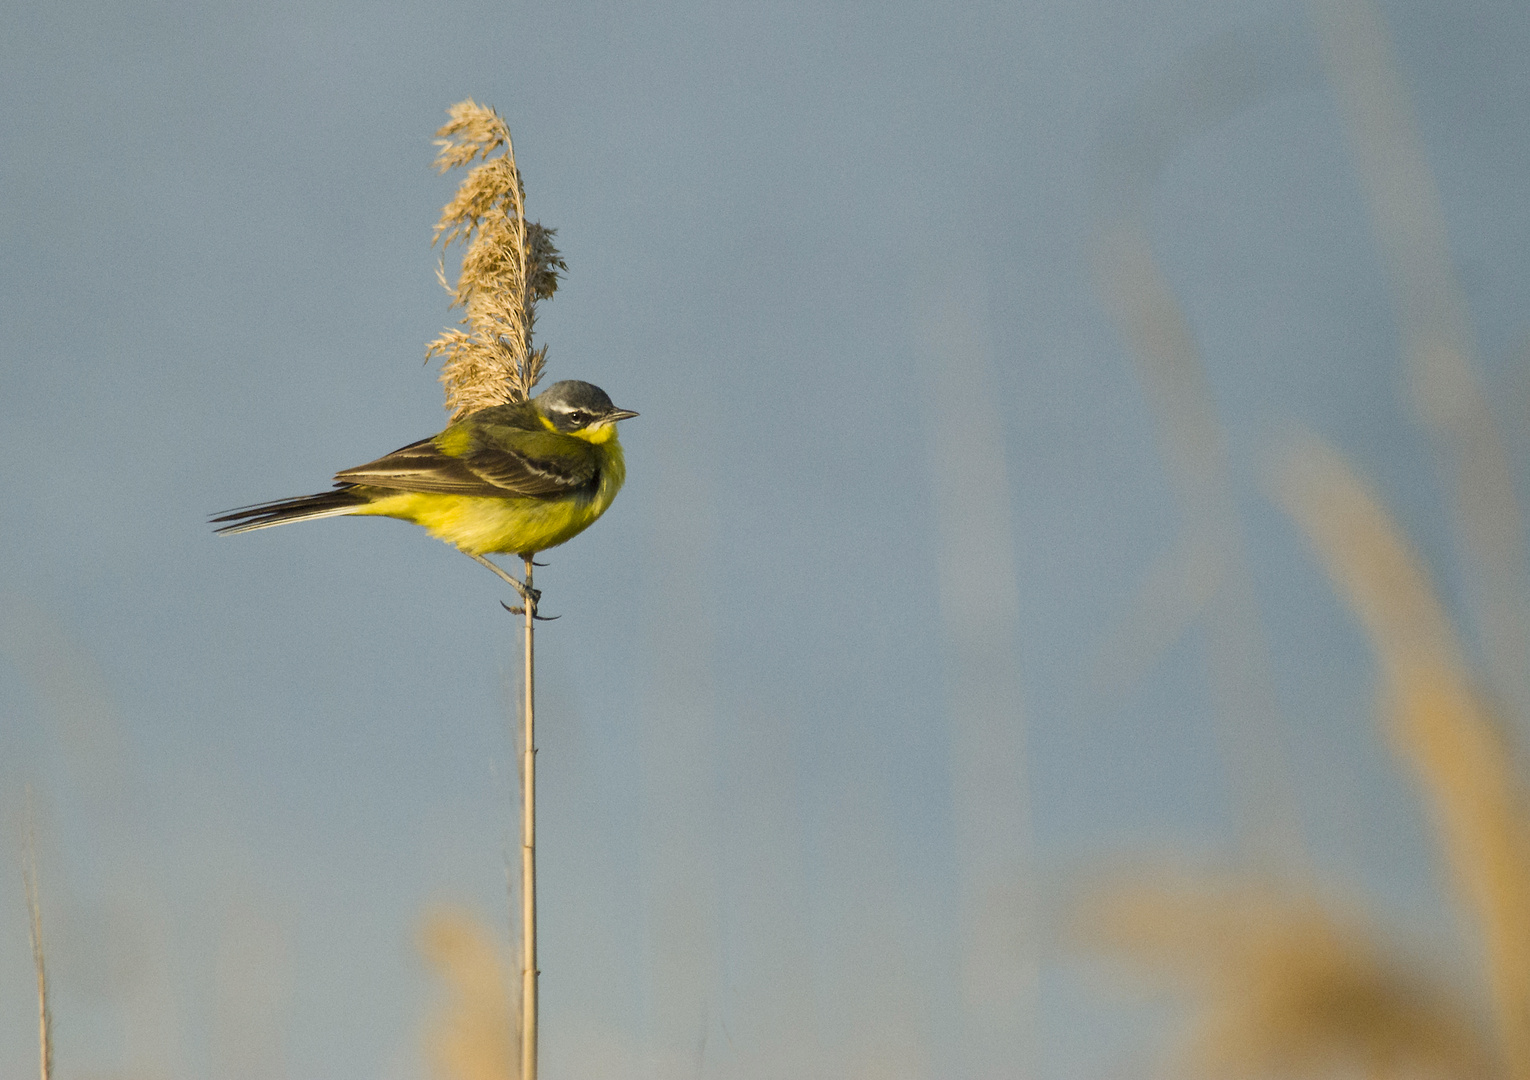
[566,410,590,426]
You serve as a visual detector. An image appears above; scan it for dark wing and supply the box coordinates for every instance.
[334,433,598,499]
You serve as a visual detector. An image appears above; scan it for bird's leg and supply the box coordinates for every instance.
[467,552,540,605]
[467,552,559,620]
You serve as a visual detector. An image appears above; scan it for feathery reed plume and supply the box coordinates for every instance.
[1078,870,1499,1078]
[22,789,53,1080]
[1277,438,1530,1079]
[421,907,519,1080]
[428,100,566,419]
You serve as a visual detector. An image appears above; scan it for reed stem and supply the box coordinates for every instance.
[23,789,52,1080]
[520,555,538,1080]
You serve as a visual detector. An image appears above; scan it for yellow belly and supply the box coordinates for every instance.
[352,490,603,556]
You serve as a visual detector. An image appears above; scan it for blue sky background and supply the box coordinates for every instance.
[3,0,1530,1077]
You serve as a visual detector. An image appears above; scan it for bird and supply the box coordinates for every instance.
[212,379,636,606]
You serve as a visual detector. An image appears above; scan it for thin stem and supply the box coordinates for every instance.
[463,548,539,1076]
[23,789,51,1080]
[521,555,538,1080]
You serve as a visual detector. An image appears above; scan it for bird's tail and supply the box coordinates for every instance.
[211,486,369,535]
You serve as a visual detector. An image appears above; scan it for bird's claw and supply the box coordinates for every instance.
[500,600,559,621]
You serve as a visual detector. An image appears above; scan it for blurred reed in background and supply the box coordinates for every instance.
[1081,1,1530,1077]
[421,908,519,1080]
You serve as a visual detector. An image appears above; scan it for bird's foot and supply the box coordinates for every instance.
[495,572,549,618]
[467,552,552,615]
[500,599,560,621]
[509,578,542,606]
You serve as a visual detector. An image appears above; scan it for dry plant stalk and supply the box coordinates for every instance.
[1078,870,1498,1079]
[517,555,537,1080]
[428,99,566,419]
[1277,439,1530,1079]
[426,100,559,1080]
[421,907,519,1080]
[23,791,53,1080]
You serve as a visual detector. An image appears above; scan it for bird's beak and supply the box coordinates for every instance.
[606,408,639,422]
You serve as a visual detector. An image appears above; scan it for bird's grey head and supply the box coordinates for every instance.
[534,380,639,433]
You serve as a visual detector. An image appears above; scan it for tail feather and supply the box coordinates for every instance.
[212,487,369,535]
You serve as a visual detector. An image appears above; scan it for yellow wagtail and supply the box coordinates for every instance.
[213,380,636,606]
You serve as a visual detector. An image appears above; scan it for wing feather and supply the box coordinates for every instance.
[334,431,597,499]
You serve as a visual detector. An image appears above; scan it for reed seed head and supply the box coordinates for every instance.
[427,100,567,420]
